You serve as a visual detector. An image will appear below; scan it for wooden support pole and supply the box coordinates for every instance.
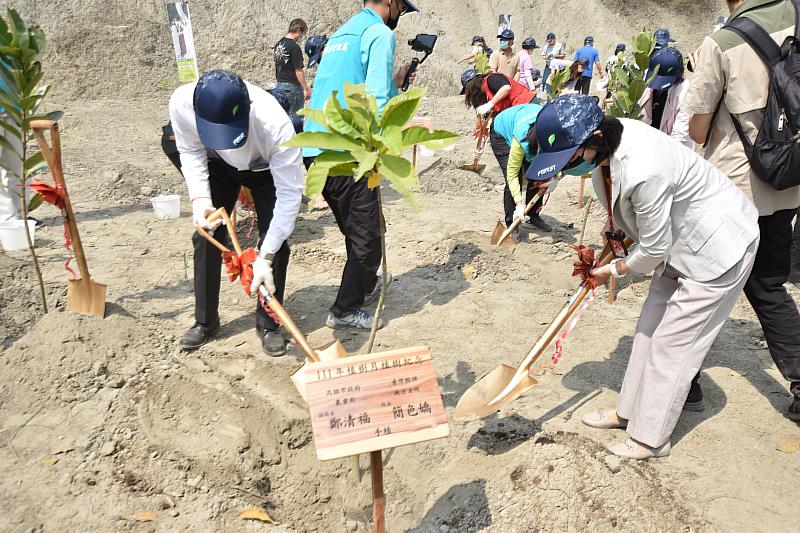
[371,451,385,533]
[412,145,417,169]
[578,176,586,209]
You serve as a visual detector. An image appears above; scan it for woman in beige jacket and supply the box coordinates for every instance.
[526,94,760,460]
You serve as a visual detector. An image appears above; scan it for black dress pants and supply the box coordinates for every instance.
[744,208,800,395]
[489,129,542,228]
[575,76,592,95]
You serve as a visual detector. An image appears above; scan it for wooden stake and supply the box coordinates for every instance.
[412,145,417,169]
[578,176,586,209]
[370,450,385,533]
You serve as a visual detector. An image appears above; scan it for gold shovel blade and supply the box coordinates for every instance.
[453,364,538,420]
[490,221,517,252]
[289,339,348,403]
[460,164,487,174]
[67,278,107,318]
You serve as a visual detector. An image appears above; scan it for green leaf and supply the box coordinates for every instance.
[381,87,426,129]
[376,154,418,207]
[634,52,650,71]
[343,82,368,113]
[0,13,11,45]
[304,162,331,206]
[282,131,363,152]
[8,9,29,50]
[23,150,43,172]
[352,151,379,181]
[314,150,358,166]
[25,160,48,177]
[297,107,328,129]
[0,62,19,94]
[329,162,357,176]
[29,26,45,56]
[401,127,459,150]
[628,78,647,104]
[27,191,42,212]
[374,125,403,155]
[0,117,21,139]
[324,92,366,139]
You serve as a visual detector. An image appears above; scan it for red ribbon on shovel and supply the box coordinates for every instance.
[26,181,77,279]
[222,247,257,296]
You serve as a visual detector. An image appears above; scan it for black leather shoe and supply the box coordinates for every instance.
[180,317,220,351]
[684,378,705,412]
[260,328,286,357]
[522,215,552,232]
[789,384,800,421]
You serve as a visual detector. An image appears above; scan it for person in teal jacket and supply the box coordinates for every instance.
[303,0,418,331]
[490,103,557,233]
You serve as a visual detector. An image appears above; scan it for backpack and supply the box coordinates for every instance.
[724,0,800,190]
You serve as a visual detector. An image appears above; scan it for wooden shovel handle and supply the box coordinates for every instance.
[495,189,547,246]
[259,286,319,362]
[195,207,229,253]
[31,121,92,281]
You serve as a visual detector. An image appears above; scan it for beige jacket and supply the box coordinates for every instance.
[592,119,759,282]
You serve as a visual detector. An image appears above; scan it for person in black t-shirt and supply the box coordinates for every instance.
[273,18,309,115]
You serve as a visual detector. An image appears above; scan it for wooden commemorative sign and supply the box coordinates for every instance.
[304,346,449,461]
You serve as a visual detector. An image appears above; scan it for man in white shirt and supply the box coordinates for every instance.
[168,70,304,356]
[541,32,565,91]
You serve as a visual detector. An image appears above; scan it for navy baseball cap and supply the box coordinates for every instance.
[547,32,556,40]
[460,68,481,95]
[193,70,251,150]
[498,29,514,40]
[472,35,484,43]
[522,37,539,49]
[526,94,604,181]
[647,47,684,90]
[401,0,420,13]
[305,35,328,68]
[584,35,594,43]
[654,28,675,46]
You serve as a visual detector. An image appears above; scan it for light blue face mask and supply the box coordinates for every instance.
[499,40,510,50]
[564,159,598,176]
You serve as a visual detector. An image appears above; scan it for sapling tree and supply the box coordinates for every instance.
[474,52,490,75]
[608,29,659,119]
[284,83,458,352]
[0,8,62,313]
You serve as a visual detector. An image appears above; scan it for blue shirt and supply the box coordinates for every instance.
[303,8,398,157]
[492,103,543,161]
[574,45,600,78]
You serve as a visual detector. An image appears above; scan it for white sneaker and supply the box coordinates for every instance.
[364,272,393,306]
[326,308,384,331]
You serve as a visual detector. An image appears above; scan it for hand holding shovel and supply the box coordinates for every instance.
[195,208,346,401]
[490,188,548,251]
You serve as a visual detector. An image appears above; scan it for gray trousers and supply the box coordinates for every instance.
[617,238,759,448]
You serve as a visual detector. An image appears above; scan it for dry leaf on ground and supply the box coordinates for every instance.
[123,511,158,522]
[237,507,277,524]
[776,435,800,454]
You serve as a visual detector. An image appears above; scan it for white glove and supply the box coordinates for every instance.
[513,203,527,223]
[250,256,276,295]
[476,102,493,116]
[542,177,560,195]
[192,198,223,234]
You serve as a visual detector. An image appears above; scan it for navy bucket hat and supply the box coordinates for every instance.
[526,94,604,181]
[193,70,251,150]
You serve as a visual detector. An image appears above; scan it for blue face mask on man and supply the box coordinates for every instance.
[563,149,599,176]
[499,40,510,50]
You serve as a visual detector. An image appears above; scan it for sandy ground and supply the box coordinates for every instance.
[1,96,799,532]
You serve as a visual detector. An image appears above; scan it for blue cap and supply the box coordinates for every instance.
[460,68,481,95]
[522,37,538,49]
[531,68,542,79]
[472,35,484,43]
[584,35,594,43]
[654,28,675,46]
[498,29,514,40]
[526,94,604,181]
[547,32,556,40]
[647,47,684,90]
[193,70,250,150]
[305,35,328,68]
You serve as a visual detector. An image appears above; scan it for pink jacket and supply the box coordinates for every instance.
[638,79,694,149]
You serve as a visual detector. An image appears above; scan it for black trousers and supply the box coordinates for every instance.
[162,130,289,331]
[575,76,592,95]
[489,129,543,228]
[743,208,800,394]
[790,208,800,282]
[305,157,381,317]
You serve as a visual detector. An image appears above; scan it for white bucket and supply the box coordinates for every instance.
[151,194,181,220]
[0,219,36,251]
[419,146,436,158]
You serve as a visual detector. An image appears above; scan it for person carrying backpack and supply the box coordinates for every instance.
[684,0,800,420]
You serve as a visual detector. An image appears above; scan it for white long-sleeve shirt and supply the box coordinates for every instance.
[168,80,304,255]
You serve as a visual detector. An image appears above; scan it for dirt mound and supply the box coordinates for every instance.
[0,254,62,348]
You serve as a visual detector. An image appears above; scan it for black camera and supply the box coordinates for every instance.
[402,34,438,91]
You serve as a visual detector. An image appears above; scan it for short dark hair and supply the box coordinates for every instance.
[288,18,308,34]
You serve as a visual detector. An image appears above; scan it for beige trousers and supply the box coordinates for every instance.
[617,237,759,448]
